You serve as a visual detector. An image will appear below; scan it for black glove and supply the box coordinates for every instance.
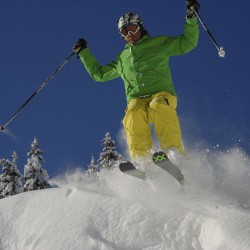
[73,38,87,54]
[186,0,200,18]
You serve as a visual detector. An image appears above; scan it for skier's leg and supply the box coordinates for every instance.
[148,92,185,156]
[123,98,153,159]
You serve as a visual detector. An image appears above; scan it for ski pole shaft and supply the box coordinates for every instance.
[0,51,76,131]
[192,9,225,58]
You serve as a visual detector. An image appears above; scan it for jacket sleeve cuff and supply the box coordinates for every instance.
[79,48,90,58]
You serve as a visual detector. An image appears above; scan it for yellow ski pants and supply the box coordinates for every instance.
[123,91,185,159]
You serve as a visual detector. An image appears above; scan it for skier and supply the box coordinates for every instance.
[73,0,200,164]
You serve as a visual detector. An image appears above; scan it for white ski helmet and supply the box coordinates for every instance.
[118,13,144,32]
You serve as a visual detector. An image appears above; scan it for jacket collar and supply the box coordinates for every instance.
[125,35,150,49]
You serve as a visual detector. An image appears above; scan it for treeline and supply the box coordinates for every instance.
[0,137,49,199]
[0,132,124,199]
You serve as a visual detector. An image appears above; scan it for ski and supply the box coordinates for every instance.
[119,161,146,180]
[152,151,184,185]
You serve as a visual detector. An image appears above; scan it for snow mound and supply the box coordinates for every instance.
[0,148,250,250]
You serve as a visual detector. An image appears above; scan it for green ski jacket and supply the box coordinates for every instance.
[79,17,199,103]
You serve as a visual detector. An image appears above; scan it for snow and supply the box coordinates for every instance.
[0,148,250,250]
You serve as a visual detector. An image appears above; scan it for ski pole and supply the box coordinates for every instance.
[0,51,76,132]
[192,8,225,58]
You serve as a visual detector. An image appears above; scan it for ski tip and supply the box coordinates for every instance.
[119,161,146,180]
[152,151,168,164]
[119,161,135,172]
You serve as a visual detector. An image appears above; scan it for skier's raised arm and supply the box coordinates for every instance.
[73,38,120,82]
[163,0,200,56]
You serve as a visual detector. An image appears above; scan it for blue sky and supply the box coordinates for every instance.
[0,1,249,177]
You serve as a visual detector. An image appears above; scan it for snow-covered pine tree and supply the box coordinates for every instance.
[86,156,99,175]
[23,137,50,192]
[0,151,23,199]
[98,132,123,169]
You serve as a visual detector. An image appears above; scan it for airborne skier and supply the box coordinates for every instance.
[73,0,200,164]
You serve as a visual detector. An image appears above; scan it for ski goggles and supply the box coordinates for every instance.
[119,23,140,37]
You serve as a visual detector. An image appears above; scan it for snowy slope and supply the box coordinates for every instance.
[0,148,250,250]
